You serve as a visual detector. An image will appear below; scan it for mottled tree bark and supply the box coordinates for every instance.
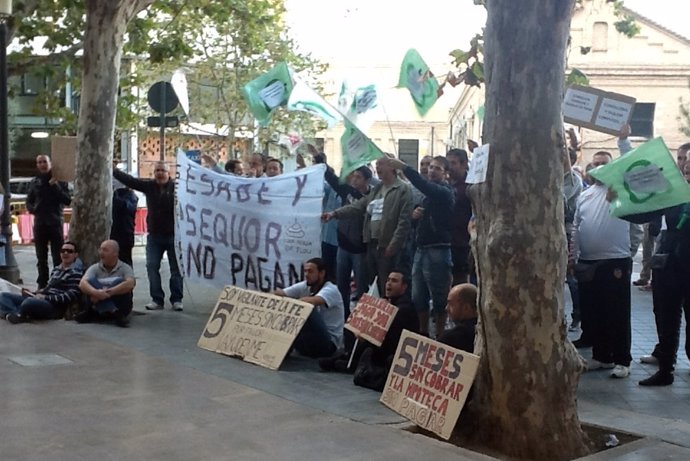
[69,0,153,265]
[464,1,589,459]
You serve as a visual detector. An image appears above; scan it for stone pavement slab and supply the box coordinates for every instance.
[0,321,496,461]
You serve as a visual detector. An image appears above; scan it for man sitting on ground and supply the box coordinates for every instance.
[0,240,83,324]
[439,283,478,353]
[76,240,136,328]
[351,271,420,391]
[274,258,344,358]
[320,269,419,374]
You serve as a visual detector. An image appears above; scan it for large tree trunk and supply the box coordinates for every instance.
[69,0,153,265]
[464,1,589,459]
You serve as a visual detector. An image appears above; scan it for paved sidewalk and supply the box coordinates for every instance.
[2,245,690,460]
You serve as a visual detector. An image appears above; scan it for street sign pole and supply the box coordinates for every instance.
[159,82,166,161]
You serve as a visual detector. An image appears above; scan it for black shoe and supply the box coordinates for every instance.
[114,317,130,328]
[74,310,95,324]
[318,350,348,372]
[6,313,24,324]
[639,371,674,386]
[572,338,592,348]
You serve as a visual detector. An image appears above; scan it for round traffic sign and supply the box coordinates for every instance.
[147,81,179,114]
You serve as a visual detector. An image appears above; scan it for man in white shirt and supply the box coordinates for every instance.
[571,151,633,378]
[274,258,344,358]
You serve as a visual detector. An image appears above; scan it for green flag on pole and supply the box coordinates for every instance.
[397,48,440,116]
[340,118,385,178]
[241,62,294,126]
[588,137,690,217]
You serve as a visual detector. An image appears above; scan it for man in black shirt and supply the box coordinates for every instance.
[113,162,183,311]
[26,155,71,288]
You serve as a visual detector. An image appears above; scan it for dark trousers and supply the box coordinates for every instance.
[578,258,632,366]
[33,223,63,288]
[0,293,60,319]
[651,267,690,372]
[293,310,336,358]
[365,240,409,295]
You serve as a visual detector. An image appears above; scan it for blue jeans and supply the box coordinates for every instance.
[412,246,452,315]
[293,310,337,358]
[146,234,183,305]
[85,277,133,316]
[0,292,59,319]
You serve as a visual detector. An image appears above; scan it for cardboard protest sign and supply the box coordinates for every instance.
[175,152,324,292]
[380,330,479,440]
[588,137,690,217]
[344,294,398,347]
[242,62,294,126]
[198,286,313,370]
[287,73,342,128]
[50,136,78,182]
[339,118,385,178]
[466,144,490,184]
[398,49,440,117]
[563,85,636,135]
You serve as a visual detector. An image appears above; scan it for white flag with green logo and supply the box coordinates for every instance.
[288,74,342,128]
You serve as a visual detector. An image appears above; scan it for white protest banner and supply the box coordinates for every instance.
[50,136,78,182]
[175,152,325,292]
[563,85,636,136]
[198,285,313,370]
[380,330,480,440]
[344,294,398,347]
[466,144,489,184]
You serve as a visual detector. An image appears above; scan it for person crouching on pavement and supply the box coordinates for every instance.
[76,240,136,328]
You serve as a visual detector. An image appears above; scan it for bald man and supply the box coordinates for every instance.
[438,283,478,353]
[77,240,136,327]
[114,161,183,311]
[26,154,71,288]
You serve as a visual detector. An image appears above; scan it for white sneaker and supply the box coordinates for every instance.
[172,302,184,312]
[611,365,630,378]
[145,302,164,311]
[587,358,615,371]
[640,355,659,365]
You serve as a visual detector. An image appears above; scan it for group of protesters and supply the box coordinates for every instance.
[567,126,690,386]
[5,129,690,390]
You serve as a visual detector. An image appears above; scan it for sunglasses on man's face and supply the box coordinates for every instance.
[60,248,75,254]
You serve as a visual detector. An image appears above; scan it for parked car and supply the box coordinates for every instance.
[9,177,32,213]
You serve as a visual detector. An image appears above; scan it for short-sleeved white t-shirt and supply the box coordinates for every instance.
[283,281,344,347]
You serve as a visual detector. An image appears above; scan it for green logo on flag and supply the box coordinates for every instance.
[242,62,294,126]
[340,118,384,178]
[398,49,440,116]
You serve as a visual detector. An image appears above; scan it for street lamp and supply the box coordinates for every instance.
[0,0,20,283]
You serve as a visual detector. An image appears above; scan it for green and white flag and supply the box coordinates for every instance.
[398,48,440,116]
[287,73,342,128]
[589,137,690,217]
[242,62,294,126]
[340,118,385,178]
[337,81,379,132]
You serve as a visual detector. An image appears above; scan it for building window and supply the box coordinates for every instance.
[398,139,419,170]
[21,73,44,96]
[592,22,608,51]
[630,103,655,138]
